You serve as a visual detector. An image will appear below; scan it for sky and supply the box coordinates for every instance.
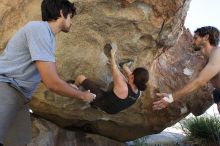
[184,0,220,34]
[184,0,220,115]
[163,0,220,135]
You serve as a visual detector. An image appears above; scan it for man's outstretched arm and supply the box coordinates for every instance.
[153,49,220,110]
[35,61,95,103]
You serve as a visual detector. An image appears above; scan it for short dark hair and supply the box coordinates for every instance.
[41,0,76,21]
[133,67,149,91]
[194,26,220,46]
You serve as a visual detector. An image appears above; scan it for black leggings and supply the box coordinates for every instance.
[81,79,105,101]
[81,79,106,108]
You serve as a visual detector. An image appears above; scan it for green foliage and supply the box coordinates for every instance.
[133,137,149,146]
[180,116,220,146]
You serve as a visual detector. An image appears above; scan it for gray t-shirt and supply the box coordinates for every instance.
[0,21,55,99]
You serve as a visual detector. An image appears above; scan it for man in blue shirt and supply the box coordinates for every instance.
[0,0,95,145]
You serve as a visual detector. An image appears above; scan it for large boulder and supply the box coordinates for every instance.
[0,0,213,142]
[28,117,126,146]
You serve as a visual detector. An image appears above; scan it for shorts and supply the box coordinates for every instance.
[0,82,31,146]
[213,89,220,103]
[81,79,105,108]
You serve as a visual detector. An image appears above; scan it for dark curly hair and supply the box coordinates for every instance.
[133,67,149,91]
[41,0,76,21]
[194,26,219,46]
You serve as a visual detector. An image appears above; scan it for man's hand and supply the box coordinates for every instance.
[80,90,96,103]
[153,93,170,110]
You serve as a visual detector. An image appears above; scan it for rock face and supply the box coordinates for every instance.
[0,0,213,142]
[28,117,126,146]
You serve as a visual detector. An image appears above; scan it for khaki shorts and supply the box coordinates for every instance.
[0,82,31,146]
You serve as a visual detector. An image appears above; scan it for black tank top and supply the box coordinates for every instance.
[98,84,140,114]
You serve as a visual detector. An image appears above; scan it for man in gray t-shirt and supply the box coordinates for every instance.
[0,0,95,145]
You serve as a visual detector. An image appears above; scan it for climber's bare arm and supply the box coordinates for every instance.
[122,65,132,77]
[110,48,128,98]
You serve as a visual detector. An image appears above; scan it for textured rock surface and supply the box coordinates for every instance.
[28,117,125,146]
[0,0,213,142]
[0,0,41,51]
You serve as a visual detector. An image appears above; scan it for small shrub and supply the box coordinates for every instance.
[133,137,149,146]
[180,116,220,146]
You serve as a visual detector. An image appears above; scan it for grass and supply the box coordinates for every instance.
[133,137,149,146]
[132,135,184,146]
[180,116,220,146]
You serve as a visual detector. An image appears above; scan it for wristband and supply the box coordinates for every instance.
[163,94,174,103]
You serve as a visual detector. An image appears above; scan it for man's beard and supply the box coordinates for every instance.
[193,46,201,51]
[193,45,201,51]
[61,24,71,33]
[62,27,70,33]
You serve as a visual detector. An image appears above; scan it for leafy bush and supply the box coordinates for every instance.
[180,116,220,146]
[133,137,149,146]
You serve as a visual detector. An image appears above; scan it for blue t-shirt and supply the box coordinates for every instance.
[0,21,55,99]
